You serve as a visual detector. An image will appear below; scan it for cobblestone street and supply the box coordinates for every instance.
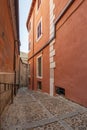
[1,88,87,130]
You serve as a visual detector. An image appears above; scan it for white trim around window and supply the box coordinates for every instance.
[36,17,42,42]
[36,0,42,14]
[36,54,43,79]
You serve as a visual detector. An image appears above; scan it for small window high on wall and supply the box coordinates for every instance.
[37,18,42,40]
[37,0,41,9]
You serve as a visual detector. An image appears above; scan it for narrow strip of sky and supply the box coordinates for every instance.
[19,0,32,53]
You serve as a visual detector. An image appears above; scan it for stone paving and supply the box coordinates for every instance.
[1,87,87,130]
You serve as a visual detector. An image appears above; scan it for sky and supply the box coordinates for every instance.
[19,0,32,53]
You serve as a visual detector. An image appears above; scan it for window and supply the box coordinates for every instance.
[37,0,41,9]
[37,55,42,78]
[37,81,42,90]
[37,19,42,40]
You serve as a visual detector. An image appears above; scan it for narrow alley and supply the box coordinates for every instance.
[1,0,87,129]
[1,87,87,130]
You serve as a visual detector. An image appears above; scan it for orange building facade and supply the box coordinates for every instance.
[27,0,87,107]
[0,0,20,85]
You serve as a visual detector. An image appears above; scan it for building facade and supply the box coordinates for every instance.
[0,0,20,84]
[20,52,28,87]
[27,0,87,107]
[0,0,20,115]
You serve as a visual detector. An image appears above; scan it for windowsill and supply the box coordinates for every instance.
[37,76,43,79]
[36,34,42,43]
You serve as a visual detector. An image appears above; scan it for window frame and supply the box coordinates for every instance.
[37,0,41,10]
[36,54,43,79]
[36,17,42,42]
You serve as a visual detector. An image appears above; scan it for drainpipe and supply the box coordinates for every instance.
[18,42,21,88]
[14,40,20,95]
[14,40,16,95]
[19,55,21,88]
[32,10,35,90]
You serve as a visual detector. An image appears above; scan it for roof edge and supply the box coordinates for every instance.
[26,0,36,30]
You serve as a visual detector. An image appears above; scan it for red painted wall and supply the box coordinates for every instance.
[0,0,14,72]
[54,0,87,107]
[28,0,50,93]
[0,0,20,85]
[27,0,87,107]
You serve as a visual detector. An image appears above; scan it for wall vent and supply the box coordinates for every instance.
[55,86,65,95]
